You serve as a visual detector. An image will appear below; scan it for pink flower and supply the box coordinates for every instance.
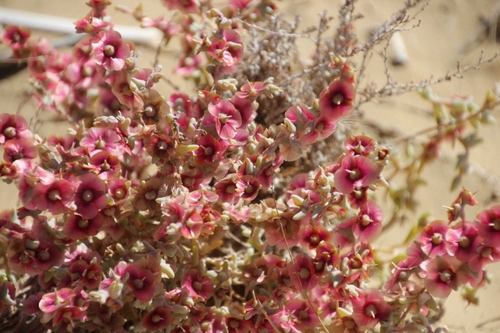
[2,25,30,52]
[63,213,104,240]
[208,29,244,70]
[0,113,32,144]
[300,115,337,145]
[352,289,391,328]
[236,176,261,201]
[318,79,355,120]
[476,205,500,247]
[142,306,172,331]
[208,100,243,140]
[92,30,130,71]
[106,70,144,111]
[352,200,383,243]
[39,288,75,314]
[302,225,331,249]
[182,269,214,301]
[89,150,121,180]
[334,155,380,194]
[345,135,376,156]
[419,220,460,257]
[2,138,37,162]
[75,173,108,219]
[263,213,304,249]
[32,179,76,215]
[125,258,160,302]
[420,255,468,298]
[469,244,500,273]
[79,127,123,156]
[282,299,320,331]
[452,221,482,262]
[287,254,319,291]
[162,0,200,13]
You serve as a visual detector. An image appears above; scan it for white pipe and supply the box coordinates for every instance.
[0,7,163,46]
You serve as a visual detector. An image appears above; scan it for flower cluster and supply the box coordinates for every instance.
[0,0,499,332]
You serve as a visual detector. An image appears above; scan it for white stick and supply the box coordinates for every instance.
[390,32,409,66]
[0,7,163,46]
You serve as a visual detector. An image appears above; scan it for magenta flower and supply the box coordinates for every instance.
[334,155,380,194]
[420,255,468,298]
[74,173,108,219]
[419,220,460,257]
[182,269,214,301]
[318,79,355,120]
[0,113,32,144]
[92,30,130,71]
[208,100,242,140]
[352,289,392,328]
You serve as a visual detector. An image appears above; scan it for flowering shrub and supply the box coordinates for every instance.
[1,0,500,332]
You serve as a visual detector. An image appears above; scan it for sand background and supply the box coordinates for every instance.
[1,0,500,331]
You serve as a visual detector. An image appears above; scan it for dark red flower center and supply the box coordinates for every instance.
[37,249,50,262]
[491,218,500,231]
[78,219,89,229]
[360,214,372,227]
[157,141,168,150]
[144,105,156,118]
[133,278,145,290]
[152,314,163,324]
[310,234,320,245]
[48,189,61,201]
[82,190,94,202]
[95,138,106,149]
[193,281,203,292]
[332,93,344,106]
[458,236,470,248]
[348,168,361,181]
[4,126,16,139]
[439,269,453,282]
[431,233,442,245]
[364,304,377,318]
[100,159,110,171]
[114,188,125,199]
[145,190,157,201]
[299,267,310,280]
[104,44,115,57]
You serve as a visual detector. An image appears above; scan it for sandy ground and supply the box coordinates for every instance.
[1,0,500,332]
